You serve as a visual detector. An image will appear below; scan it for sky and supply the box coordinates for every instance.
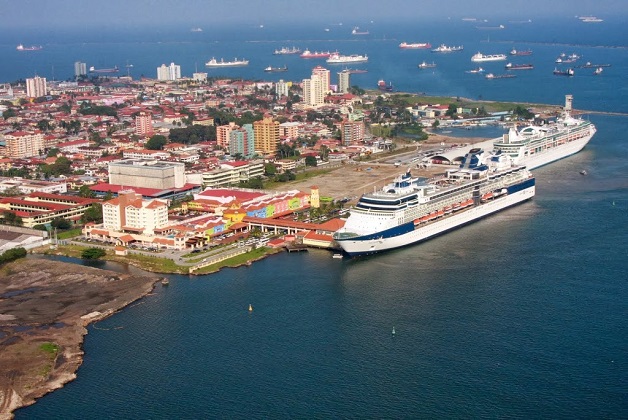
[1,0,626,29]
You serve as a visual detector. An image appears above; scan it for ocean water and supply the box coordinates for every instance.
[12,20,628,419]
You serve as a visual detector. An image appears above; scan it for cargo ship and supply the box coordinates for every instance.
[351,27,369,35]
[399,42,432,49]
[205,58,249,67]
[418,61,437,69]
[431,44,464,53]
[553,68,574,76]
[264,65,288,72]
[273,46,301,55]
[89,66,119,73]
[16,44,42,51]
[492,95,596,170]
[505,63,534,70]
[377,80,394,92]
[332,148,535,256]
[471,52,507,62]
[485,73,516,79]
[300,50,335,59]
[326,53,368,64]
[510,48,532,56]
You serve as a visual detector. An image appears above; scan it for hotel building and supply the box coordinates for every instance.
[253,117,280,155]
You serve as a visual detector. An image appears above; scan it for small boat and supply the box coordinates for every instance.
[190,27,203,32]
[580,170,588,175]
[593,67,603,75]
[332,253,343,259]
[392,326,396,335]
[264,65,288,72]
[248,304,253,312]
[16,44,43,51]
[465,67,484,73]
[418,61,437,69]
[161,278,170,286]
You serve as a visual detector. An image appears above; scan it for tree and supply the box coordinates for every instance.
[79,185,96,198]
[145,134,167,150]
[37,119,53,132]
[445,104,458,119]
[81,204,103,223]
[51,217,72,230]
[432,119,440,129]
[264,163,277,176]
[0,247,27,265]
[1,211,23,226]
[81,247,106,260]
[47,148,60,158]
[305,155,318,167]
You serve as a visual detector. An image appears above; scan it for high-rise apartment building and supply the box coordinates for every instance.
[74,61,87,78]
[338,70,351,94]
[134,112,154,137]
[302,66,330,107]
[25,76,47,98]
[157,62,181,81]
[275,79,290,98]
[228,124,255,158]
[340,121,365,145]
[253,117,280,155]
[4,131,45,158]
[216,122,238,149]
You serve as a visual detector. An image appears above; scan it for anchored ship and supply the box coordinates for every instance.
[300,50,334,59]
[89,66,119,73]
[472,52,507,62]
[399,42,432,49]
[351,27,369,35]
[264,65,288,72]
[333,149,535,256]
[431,44,464,53]
[205,58,249,67]
[16,44,42,51]
[510,48,532,56]
[326,53,368,64]
[492,95,596,170]
[485,73,516,79]
[418,61,437,69]
[377,80,394,92]
[505,63,534,70]
[553,67,574,76]
[273,46,301,55]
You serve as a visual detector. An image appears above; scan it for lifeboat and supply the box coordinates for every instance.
[481,192,494,200]
[444,206,453,214]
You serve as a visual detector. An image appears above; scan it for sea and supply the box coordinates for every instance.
[9,17,628,419]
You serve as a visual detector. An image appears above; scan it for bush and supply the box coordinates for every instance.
[0,247,27,265]
[81,247,106,260]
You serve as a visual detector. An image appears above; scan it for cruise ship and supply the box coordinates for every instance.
[326,53,368,64]
[492,95,596,170]
[333,149,535,256]
[205,58,249,67]
[471,52,507,62]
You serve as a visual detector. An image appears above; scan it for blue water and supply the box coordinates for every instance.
[12,19,628,419]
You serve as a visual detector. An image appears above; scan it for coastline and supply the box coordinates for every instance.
[0,259,158,419]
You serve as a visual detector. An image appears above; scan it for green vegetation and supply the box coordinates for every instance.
[0,247,27,266]
[0,211,23,226]
[168,125,216,144]
[192,247,278,275]
[81,247,107,260]
[145,134,168,150]
[78,103,118,118]
[39,342,60,356]
[57,228,83,240]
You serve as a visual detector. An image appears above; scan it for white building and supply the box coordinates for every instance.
[201,161,265,188]
[26,76,47,98]
[275,79,290,98]
[302,66,329,107]
[338,70,351,94]
[102,190,168,236]
[157,62,182,81]
[109,159,186,189]
[74,61,87,78]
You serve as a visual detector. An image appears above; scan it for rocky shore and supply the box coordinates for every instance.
[0,259,158,419]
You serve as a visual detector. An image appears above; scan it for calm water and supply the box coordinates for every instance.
[12,20,628,419]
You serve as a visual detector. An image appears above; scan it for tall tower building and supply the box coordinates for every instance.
[135,112,154,137]
[157,62,181,81]
[275,79,290,98]
[26,76,47,98]
[253,117,280,155]
[74,61,87,78]
[338,70,351,94]
[340,121,365,146]
[312,66,330,92]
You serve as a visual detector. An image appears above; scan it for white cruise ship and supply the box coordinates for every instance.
[326,53,368,64]
[492,95,596,170]
[333,149,535,256]
[471,52,507,62]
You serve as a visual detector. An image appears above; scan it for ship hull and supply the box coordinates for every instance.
[517,132,593,170]
[335,180,535,256]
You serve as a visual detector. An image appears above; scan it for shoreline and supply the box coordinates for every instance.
[0,259,158,419]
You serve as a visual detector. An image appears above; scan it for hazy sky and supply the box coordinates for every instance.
[1,0,626,28]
